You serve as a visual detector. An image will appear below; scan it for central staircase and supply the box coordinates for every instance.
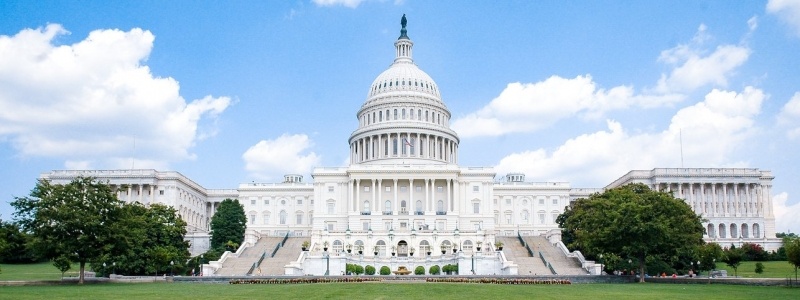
[214,236,304,276]
[500,236,588,275]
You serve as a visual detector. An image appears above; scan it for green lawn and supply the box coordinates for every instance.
[0,262,76,281]
[0,282,798,300]
[714,261,798,278]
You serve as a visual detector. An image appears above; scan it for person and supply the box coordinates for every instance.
[671,273,677,278]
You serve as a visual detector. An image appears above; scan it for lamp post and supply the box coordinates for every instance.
[103,262,107,277]
[628,259,632,276]
[112,262,116,275]
[170,260,174,277]
[324,250,330,276]
[697,261,701,278]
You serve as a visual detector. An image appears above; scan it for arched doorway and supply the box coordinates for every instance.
[397,240,409,257]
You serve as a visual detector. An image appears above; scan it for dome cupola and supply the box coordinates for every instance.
[349,15,459,165]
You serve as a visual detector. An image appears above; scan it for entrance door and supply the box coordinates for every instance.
[397,240,409,257]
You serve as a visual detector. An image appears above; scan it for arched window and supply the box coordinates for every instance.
[753,223,760,238]
[279,210,287,225]
[719,224,727,238]
[730,224,738,238]
[415,200,423,214]
[400,200,407,213]
[394,109,398,120]
[402,108,406,119]
[462,240,473,253]
[363,200,370,213]
[384,200,392,214]
[741,223,749,238]
[420,240,431,257]
[376,240,387,256]
[393,138,398,155]
[379,111,383,121]
[409,138,415,155]
[333,240,343,253]
[707,224,715,238]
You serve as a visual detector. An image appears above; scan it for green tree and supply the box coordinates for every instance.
[697,242,723,272]
[380,265,391,275]
[723,246,745,277]
[0,221,37,263]
[365,265,375,275]
[785,237,800,281]
[414,265,425,275]
[12,177,123,284]
[91,203,190,276]
[557,183,704,282]
[210,198,246,251]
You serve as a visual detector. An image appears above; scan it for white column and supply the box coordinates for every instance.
[355,179,360,213]
[447,178,452,212]
[377,179,383,214]
[393,179,399,214]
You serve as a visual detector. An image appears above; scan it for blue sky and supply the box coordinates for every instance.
[2,0,800,233]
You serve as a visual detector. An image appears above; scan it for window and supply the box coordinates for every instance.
[505,213,512,224]
[364,200,371,212]
[415,186,422,192]
[281,199,286,205]
[384,200,392,213]
[416,200,423,214]
[552,213,558,224]
[296,213,303,225]
[251,199,256,205]
[263,213,270,224]
[264,199,269,205]
[505,198,511,205]
[436,186,443,193]
[473,202,480,214]
[249,214,256,225]
[437,200,444,213]
[472,185,479,192]
[364,186,370,192]
[538,213,545,224]
[327,201,335,214]
[394,109,398,120]
[522,210,529,221]
[328,186,334,192]
[539,198,544,205]
[280,210,287,225]
[159,190,164,195]
[385,186,391,192]
[297,198,303,205]
[552,198,558,205]
[400,186,407,192]
[362,221,370,231]
[327,223,334,231]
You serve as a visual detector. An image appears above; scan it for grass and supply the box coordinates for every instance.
[0,282,798,300]
[0,262,75,281]
[715,261,798,278]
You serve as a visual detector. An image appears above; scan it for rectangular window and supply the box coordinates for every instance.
[297,199,303,205]
[539,213,545,224]
[264,199,269,205]
[249,214,256,225]
[415,186,422,192]
[296,214,303,225]
[552,198,558,205]
[385,186,391,192]
[506,198,511,205]
[263,215,269,224]
[472,185,479,192]
[473,202,480,214]
[364,186,370,192]
[506,214,512,224]
[251,200,256,205]
[327,223,334,231]
[552,214,558,224]
[362,221,370,231]
[400,186,407,192]
[539,199,545,205]
[328,186,334,192]
[436,186,443,193]
[385,221,392,230]
[159,190,164,195]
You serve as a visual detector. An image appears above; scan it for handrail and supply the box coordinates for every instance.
[249,232,291,275]
[539,251,557,275]
[518,233,534,257]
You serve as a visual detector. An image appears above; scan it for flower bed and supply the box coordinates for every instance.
[229,277,382,284]
[425,278,571,284]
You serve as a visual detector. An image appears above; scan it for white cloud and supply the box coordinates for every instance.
[451,75,682,138]
[773,192,800,234]
[778,92,800,139]
[312,0,367,8]
[0,24,231,168]
[767,0,800,36]
[495,87,764,187]
[653,24,751,94]
[242,133,321,180]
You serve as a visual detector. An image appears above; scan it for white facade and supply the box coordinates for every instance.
[39,18,781,272]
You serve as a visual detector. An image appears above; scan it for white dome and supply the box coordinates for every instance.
[367,61,441,100]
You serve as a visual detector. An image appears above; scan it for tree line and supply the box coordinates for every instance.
[557,183,800,282]
[1,177,247,283]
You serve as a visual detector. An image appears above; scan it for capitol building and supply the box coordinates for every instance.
[41,17,781,276]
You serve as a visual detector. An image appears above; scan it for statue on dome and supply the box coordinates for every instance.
[399,14,409,39]
[401,14,407,29]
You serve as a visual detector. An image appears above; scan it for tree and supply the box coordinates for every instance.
[0,221,37,263]
[91,203,190,276]
[12,177,124,284]
[210,198,246,251]
[755,262,764,274]
[723,246,745,277]
[558,183,705,282]
[786,237,800,282]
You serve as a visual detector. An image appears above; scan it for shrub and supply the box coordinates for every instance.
[365,265,375,275]
[380,266,391,275]
[414,266,425,275]
[755,262,764,274]
[742,243,768,261]
[429,265,440,275]
[354,265,364,275]
[345,264,354,275]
